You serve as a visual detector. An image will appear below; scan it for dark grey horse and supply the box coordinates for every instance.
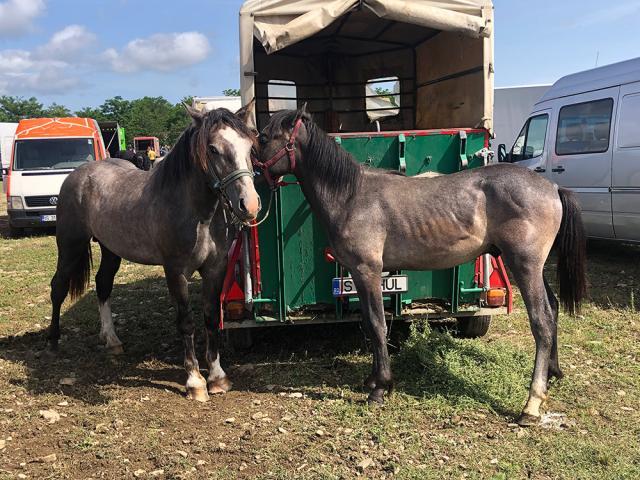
[257,108,587,425]
[49,105,260,402]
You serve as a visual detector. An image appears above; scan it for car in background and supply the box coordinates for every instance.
[5,117,107,236]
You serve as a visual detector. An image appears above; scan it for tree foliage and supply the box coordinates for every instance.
[0,89,236,145]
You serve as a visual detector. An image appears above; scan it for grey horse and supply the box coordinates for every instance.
[257,108,587,426]
[49,105,260,402]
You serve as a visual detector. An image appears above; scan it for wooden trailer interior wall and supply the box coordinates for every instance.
[252,8,490,133]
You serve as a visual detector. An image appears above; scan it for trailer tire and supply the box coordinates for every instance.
[455,316,491,338]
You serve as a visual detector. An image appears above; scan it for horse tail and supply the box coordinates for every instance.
[555,187,587,315]
[69,243,93,301]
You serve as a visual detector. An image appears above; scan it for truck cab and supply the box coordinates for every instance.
[5,117,106,236]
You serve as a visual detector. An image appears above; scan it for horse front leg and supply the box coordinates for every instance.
[165,269,208,402]
[200,262,232,395]
[351,264,393,404]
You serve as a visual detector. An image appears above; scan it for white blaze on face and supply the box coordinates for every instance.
[216,125,259,216]
[217,125,253,173]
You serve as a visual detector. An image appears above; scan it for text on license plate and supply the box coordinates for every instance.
[40,214,56,222]
[332,275,408,297]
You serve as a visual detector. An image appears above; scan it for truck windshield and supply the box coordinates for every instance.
[13,138,96,170]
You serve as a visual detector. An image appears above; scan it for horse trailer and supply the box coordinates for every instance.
[220,0,511,337]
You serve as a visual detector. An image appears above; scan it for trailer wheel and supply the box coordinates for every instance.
[455,316,491,338]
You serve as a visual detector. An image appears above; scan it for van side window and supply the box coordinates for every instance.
[511,114,548,162]
[618,93,640,148]
[556,98,613,155]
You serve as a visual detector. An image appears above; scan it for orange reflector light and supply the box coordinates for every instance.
[225,301,245,320]
[486,288,506,307]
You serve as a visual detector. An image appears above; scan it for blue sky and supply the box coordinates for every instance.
[1,0,639,110]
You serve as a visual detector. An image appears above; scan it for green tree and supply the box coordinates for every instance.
[100,96,133,123]
[0,96,44,122]
[126,96,175,144]
[374,87,398,107]
[166,97,192,145]
[43,103,72,117]
[75,106,106,120]
[223,88,240,97]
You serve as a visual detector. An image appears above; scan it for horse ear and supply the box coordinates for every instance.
[235,98,255,125]
[183,103,203,125]
[300,102,308,115]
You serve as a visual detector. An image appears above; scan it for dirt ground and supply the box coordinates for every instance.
[1,197,639,479]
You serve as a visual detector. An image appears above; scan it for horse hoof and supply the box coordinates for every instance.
[208,377,232,395]
[516,412,540,427]
[186,387,209,403]
[367,390,385,406]
[108,344,124,356]
[548,368,564,381]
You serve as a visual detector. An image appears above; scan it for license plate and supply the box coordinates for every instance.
[40,214,56,222]
[332,275,408,297]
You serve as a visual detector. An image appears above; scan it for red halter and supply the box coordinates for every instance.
[253,118,303,189]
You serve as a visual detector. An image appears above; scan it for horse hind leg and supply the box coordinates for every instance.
[505,254,555,426]
[96,244,123,355]
[49,238,92,351]
[544,276,564,382]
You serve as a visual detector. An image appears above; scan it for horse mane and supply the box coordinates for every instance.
[155,108,254,188]
[267,110,362,199]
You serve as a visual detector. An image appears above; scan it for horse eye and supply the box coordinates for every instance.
[209,145,220,155]
[259,133,268,145]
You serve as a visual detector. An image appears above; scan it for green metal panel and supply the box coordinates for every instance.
[255,130,488,320]
[117,127,126,151]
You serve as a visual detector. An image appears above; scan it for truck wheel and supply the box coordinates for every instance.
[8,224,24,238]
[455,316,491,338]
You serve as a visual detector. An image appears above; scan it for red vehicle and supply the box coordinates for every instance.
[133,136,159,156]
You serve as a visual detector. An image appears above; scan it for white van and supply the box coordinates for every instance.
[498,57,640,242]
[4,117,106,236]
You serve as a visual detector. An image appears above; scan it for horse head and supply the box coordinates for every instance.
[184,102,261,222]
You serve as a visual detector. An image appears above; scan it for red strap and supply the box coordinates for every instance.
[253,118,304,189]
[218,233,244,330]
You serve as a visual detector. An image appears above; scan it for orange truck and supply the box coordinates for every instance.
[4,117,107,236]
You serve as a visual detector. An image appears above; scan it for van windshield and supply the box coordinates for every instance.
[13,138,96,170]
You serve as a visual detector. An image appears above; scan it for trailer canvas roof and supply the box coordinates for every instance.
[240,0,492,54]
[240,0,494,133]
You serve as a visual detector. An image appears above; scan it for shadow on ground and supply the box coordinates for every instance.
[0,274,519,415]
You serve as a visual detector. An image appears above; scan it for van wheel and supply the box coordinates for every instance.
[455,316,491,338]
[8,224,24,238]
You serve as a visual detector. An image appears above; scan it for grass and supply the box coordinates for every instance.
[0,196,639,479]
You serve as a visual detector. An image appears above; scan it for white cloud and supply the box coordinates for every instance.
[35,24,96,61]
[104,32,210,73]
[0,25,92,95]
[0,0,45,37]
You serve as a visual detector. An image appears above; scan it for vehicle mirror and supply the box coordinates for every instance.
[497,144,508,163]
[1,167,8,176]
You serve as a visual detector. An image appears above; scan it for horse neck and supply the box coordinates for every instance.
[296,133,360,225]
[151,152,221,222]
